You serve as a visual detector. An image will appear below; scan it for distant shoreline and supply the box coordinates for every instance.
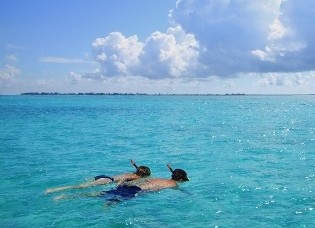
[19,92,246,96]
[16,92,314,96]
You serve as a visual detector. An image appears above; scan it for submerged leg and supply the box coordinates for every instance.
[53,191,101,201]
[45,185,76,194]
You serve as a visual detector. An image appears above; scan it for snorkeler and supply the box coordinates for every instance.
[99,164,189,203]
[125,163,189,191]
[45,160,151,194]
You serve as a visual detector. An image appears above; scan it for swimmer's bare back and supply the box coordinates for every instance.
[130,178,177,191]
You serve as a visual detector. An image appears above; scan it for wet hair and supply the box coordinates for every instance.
[171,169,189,182]
[135,166,151,177]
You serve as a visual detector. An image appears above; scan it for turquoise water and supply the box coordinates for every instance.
[1,95,314,227]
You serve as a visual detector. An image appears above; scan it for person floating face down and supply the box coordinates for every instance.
[45,160,151,194]
[101,164,189,203]
[95,160,151,184]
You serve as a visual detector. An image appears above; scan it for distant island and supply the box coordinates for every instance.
[20,92,246,96]
[21,92,148,96]
[17,92,315,96]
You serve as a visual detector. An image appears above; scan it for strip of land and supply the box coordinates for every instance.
[20,92,246,96]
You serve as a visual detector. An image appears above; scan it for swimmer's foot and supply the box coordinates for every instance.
[45,186,71,194]
[45,188,55,194]
[53,194,68,201]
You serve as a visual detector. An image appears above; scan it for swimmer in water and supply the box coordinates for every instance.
[125,163,189,191]
[99,164,189,204]
[45,160,151,194]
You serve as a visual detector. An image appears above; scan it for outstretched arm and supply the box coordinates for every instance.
[112,173,139,185]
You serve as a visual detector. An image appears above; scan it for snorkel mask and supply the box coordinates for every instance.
[131,160,151,177]
[167,164,189,181]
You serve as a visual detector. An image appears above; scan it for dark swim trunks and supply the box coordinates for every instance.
[100,185,142,202]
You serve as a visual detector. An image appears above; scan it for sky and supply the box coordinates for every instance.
[1,0,314,95]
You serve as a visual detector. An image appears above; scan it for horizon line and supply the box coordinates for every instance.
[0,92,314,96]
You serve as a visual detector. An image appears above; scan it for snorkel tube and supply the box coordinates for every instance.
[167,163,175,173]
[131,159,138,169]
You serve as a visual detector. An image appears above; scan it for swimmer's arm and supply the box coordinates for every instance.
[112,173,139,185]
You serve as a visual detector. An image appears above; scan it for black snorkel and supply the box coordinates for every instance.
[167,163,175,174]
[131,159,138,169]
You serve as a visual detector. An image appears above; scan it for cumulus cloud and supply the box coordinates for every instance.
[138,26,200,78]
[92,32,143,75]
[87,0,315,81]
[91,26,199,79]
[0,65,20,83]
[171,0,315,76]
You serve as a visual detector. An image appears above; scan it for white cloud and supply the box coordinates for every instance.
[76,0,315,95]
[0,65,20,82]
[6,54,18,62]
[138,26,199,78]
[89,0,315,80]
[92,32,143,75]
[36,79,55,86]
[259,74,289,86]
[258,71,315,87]
[67,71,83,84]
[170,0,315,76]
[39,56,92,64]
[91,26,199,79]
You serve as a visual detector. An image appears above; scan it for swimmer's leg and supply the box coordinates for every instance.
[105,198,122,206]
[53,191,101,201]
[45,178,113,194]
[52,190,124,208]
[45,185,76,194]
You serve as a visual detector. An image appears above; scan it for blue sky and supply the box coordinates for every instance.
[1,0,314,94]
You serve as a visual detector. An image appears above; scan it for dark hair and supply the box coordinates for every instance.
[135,166,151,177]
[171,169,189,181]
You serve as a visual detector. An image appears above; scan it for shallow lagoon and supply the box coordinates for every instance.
[1,95,314,227]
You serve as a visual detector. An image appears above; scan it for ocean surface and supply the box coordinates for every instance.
[1,95,314,227]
